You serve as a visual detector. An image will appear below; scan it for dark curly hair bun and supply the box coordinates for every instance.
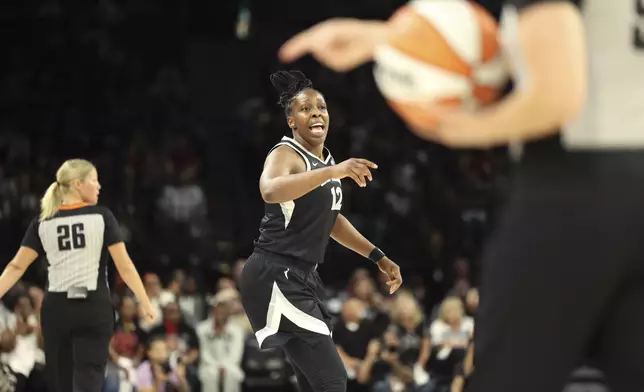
[270,70,313,111]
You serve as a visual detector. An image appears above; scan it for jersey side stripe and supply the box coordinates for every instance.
[280,200,295,229]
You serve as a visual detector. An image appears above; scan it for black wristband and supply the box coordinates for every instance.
[368,247,386,263]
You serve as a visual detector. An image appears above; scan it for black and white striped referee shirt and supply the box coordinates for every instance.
[21,203,123,294]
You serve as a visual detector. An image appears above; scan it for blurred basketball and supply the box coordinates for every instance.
[373,0,509,134]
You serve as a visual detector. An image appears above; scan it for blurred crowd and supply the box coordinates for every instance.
[0,262,480,392]
[0,268,606,392]
[0,0,606,391]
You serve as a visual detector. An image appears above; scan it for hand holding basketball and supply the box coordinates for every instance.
[279,19,390,72]
[373,0,509,134]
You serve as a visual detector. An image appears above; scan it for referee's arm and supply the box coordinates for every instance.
[0,247,38,298]
[0,219,42,298]
[98,207,154,314]
[108,243,150,308]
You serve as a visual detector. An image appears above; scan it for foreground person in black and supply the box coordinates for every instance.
[240,70,403,392]
[280,0,644,391]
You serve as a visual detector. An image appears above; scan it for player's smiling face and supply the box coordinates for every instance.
[288,88,330,146]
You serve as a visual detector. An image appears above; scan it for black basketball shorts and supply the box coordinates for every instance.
[239,249,333,349]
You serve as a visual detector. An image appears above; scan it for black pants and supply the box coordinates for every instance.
[240,250,347,391]
[284,336,347,392]
[41,292,114,392]
[467,149,644,392]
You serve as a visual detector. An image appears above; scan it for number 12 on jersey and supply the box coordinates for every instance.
[331,186,343,211]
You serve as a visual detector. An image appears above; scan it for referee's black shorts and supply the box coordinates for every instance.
[467,144,644,392]
[41,291,114,392]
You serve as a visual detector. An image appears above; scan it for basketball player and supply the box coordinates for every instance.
[239,70,403,392]
[0,159,157,392]
[279,1,644,392]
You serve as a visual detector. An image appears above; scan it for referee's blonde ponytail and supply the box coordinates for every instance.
[39,181,63,221]
[39,159,96,221]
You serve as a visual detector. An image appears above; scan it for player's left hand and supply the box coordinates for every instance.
[376,257,403,294]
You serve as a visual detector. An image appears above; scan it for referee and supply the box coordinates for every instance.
[0,159,156,392]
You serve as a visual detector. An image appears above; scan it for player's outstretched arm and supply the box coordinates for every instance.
[260,146,338,204]
[279,19,390,72]
[427,2,586,148]
[330,214,402,294]
[261,146,377,203]
[0,247,37,299]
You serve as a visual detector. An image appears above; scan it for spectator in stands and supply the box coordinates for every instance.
[448,258,472,299]
[348,273,390,336]
[231,259,246,285]
[327,269,370,314]
[217,289,251,336]
[149,301,200,390]
[354,339,382,387]
[23,287,46,391]
[207,278,238,314]
[0,292,42,392]
[106,295,147,392]
[216,277,237,292]
[197,289,245,392]
[464,288,479,317]
[429,297,474,389]
[26,287,43,318]
[178,274,206,328]
[142,273,165,331]
[163,270,187,306]
[373,292,432,392]
[333,298,376,391]
[0,324,17,387]
[450,343,474,392]
[136,335,190,392]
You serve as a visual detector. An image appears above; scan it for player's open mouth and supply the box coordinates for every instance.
[309,122,325,135]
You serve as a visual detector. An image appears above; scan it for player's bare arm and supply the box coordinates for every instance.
[330,214,402,294]
[261,147,378,203]
[259,145,332,203]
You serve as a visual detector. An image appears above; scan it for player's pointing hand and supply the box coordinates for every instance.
[279,19,390,72]
[329,158,378,188]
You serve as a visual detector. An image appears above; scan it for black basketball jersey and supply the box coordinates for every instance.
[21,203,123,296]
[254,136,342,265]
